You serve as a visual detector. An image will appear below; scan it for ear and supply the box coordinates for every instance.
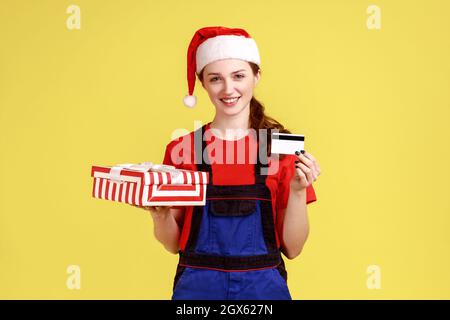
[254,69,261,86]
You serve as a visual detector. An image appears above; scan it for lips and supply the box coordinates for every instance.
[220,96,241,106]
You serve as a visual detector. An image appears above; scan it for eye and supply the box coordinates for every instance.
[235,74,245,79]
[210,76,220,82]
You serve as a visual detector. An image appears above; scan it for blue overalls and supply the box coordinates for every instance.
[172,125,291,300]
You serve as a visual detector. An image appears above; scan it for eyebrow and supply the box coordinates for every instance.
[207,69,247,76]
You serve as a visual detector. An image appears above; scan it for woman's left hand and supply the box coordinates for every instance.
[290,150,321,192]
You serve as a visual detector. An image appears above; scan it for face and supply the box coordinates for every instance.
[200,59,260,117]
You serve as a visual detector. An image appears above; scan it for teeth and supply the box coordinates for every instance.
[222,97,239,103]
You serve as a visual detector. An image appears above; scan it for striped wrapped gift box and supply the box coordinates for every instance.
[91,162,209,206]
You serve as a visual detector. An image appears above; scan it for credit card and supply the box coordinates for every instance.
[271,132,305,155]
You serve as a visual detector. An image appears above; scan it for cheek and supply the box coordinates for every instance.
[241,82,255,96]
[206,86,221,98]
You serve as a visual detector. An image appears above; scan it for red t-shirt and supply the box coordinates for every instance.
[162,123,317,248]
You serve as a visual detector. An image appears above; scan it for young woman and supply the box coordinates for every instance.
[134,26,321,300]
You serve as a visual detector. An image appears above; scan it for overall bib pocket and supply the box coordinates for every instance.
[202,199,259,256]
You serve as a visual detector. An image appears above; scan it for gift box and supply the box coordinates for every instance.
[91,162,209,206]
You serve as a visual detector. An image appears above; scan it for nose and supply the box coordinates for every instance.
[222,78,234,96]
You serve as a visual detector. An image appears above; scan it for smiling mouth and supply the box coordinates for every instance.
[220,96,241,105]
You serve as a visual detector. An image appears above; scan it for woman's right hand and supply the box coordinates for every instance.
[129,204,171,217]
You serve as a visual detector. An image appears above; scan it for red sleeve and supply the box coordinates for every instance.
[162,133,196,171]
[276,155,317,210]
[162,142,175,166]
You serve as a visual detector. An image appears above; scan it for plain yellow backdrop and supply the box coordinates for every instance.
[1,0,449,299]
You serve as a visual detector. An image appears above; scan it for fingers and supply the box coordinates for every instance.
[303,151,321,176]
[130,205,171,216]
[295,152,313,169]
[295,151,317,181]
[294,163,307,182]
[295,150,321,181]
[295,161,314,185]
[130,204,154,212]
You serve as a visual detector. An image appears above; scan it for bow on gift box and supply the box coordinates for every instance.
[109,162,181,183]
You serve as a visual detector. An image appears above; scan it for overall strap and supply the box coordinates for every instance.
[255,128,269,184]
[194,124,212,179]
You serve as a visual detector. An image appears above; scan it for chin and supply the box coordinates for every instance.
[220,107,245,117]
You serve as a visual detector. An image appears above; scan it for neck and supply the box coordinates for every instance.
[210,109,250,140]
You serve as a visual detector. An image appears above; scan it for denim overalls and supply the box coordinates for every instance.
[172,124,291,300]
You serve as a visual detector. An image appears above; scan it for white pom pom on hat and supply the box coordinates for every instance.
[183,95,197,108]
[183,26,261,108]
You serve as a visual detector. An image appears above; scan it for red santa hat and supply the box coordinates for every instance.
[183,26,261,108]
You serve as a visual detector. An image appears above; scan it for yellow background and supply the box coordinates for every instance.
[1,0,449,299]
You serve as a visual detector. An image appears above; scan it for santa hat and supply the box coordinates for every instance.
[183,26,261,108]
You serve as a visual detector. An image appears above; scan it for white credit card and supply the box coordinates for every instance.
[271,132,305,155]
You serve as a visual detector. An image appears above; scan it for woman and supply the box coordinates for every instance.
[134,26,321,300]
